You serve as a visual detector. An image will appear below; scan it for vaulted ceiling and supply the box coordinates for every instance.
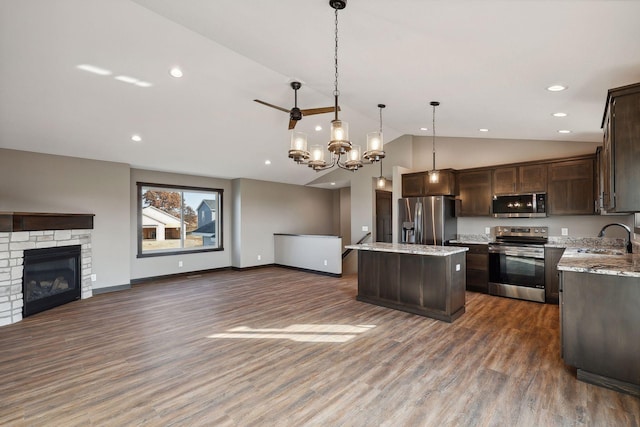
[1,1,639,185]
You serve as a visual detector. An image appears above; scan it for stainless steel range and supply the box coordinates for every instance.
[488,226,548,303]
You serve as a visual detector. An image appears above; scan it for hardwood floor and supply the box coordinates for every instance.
[1,267,638,426]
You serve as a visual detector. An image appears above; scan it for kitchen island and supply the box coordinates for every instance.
[557,248,640,396]
[345,242,468,322]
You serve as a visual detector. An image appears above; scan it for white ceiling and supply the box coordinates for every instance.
[1,0,639,185]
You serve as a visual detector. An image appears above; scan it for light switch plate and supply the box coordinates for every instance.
[485,227,491,234]
[362,226,369,232]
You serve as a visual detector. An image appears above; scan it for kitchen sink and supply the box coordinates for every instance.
[576,248,624,255]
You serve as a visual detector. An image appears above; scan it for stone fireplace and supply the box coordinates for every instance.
[0,212,94,326]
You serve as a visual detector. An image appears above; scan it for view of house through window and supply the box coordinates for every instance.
[138,183,222,256]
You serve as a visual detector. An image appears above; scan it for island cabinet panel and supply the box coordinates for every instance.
[356,250,466,322]
[379,252,400,301]
[397,253,422,305]
[561,271,640,396]
[358,250,380,297]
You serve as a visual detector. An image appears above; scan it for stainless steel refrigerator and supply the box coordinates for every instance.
[398,196,457,245]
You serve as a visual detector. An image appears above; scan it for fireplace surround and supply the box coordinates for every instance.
[0,212,94,326]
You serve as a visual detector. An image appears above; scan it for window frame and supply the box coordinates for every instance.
[137,182,224,258]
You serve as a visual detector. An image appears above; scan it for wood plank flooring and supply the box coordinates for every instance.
[1,267,638,426]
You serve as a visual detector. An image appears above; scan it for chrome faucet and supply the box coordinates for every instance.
[597,223,633,254]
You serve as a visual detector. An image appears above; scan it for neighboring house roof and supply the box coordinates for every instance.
[197,199,216,212]
[189,220,215,237]
[142,206,181,227]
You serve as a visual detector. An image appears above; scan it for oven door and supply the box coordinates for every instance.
[488,244,545,302]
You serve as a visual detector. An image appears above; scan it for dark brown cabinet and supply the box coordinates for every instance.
[601,82,640,212]
[457,170,492,216]
[493,164,547,195]
[544,246,565,304]
[449,243,488,293]
[356,249,467,322]
[401,169,456,197]
[547,157,595,215]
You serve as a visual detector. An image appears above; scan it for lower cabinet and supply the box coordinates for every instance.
[449,243,489,293]
[560,270,640,396]
[544,246,565,304]
[356,250,466,322]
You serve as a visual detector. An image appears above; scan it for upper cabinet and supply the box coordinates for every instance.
[493,164,547,195]
[401,169,456,197]
[457,170,492,216]
[547,157,596,215]
[601,82,640,212]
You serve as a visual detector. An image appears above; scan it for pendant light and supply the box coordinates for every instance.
[288,0,385,172]
[428,101,440,184]
[374,104,387,188]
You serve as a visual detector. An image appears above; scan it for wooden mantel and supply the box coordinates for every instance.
[0,212,94,232]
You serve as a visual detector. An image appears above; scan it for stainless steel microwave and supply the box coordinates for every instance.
[492,193,547,218]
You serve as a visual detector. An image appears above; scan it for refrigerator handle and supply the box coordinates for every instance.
[414,201,423,244]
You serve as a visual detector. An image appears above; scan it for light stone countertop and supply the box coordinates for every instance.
[449,240,490,245]
[345,242,468,257]
[557,248,640,278]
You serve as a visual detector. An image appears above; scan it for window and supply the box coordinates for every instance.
[137,182,223,257]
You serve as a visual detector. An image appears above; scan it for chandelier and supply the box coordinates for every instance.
[428,101,440,183]
[288,0,385,171]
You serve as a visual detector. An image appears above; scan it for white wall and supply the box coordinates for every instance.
[0,149,130,290]
[410,136,601,171]
[232,178,337,268]
[130,169,232,280]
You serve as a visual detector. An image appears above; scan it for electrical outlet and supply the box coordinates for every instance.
[485,227,491,234]
[323,259,328,266]
[178,261,183,267]
[561,228,569,236]
[257,255,261,261]
[362,226,369,232]
[91,274,97,282]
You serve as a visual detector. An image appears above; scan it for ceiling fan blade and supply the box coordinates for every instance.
[254,99,291,113]
[300,106,340,116]
[288,119,298,130]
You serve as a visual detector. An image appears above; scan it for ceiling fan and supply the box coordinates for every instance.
[254,81,339,130]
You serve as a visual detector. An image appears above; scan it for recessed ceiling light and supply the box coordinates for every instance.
[330,182,336,186]
[420,127,428,131]
[115,75,139,84]
[169,67,183,78]
[135,81,153,88]
[479,128,489,132]
[264,160,271,165]
[131,134,142,142]
[76,64,112,76]
[558,130,571,134]
[547,85,567,92]
[553,112,567,117]
[315,125,322,131]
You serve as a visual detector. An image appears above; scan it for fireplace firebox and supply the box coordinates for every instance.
[22,245,81,317]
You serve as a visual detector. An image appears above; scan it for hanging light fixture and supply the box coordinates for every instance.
[288,0,385,172]
[428,101,440,184]
[374,104,387,188]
